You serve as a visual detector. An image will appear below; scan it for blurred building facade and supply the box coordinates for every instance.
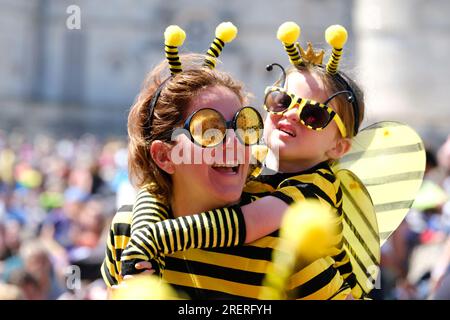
[0,0,449,147]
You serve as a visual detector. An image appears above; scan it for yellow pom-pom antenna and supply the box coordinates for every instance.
[259,199,339,299]
[164,25,186,75]
[325,25,348,75]
[277,22,303,66]
[204,22,238,69]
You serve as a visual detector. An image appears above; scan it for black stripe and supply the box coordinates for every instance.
[134,197,170,213]
[271,191,294,205]
[165,45,177,49]
[175,217,184,251]
[344,272,357,289]
[105,247,119,275]
[134,231,156,257]
[292,265,337,299]
[102,262,117,286]
[164,50,179,56]
[205,244,274,261]
[166,56,180,62]
[205,211,214,247]
[336,187,343,203]
[215,37,225,47]
[134,200,169,213]
[165,257,265,286]
[343,238,376,294]
[113,223,130,237]
[181,216,192,249]
[208,46,219,58]
[340,183,379,241]
[204,59,215,68]
[169,284,253,300]
[342,211,378,267]
[129,237,150,259]
[340,143,424,163]
[160,219,173,253]
[332,250,347,262]
[115,248,123,262]
[212,209,222,247]
[278,180,334,206]
[168,61,182,66]
[213,39,224,51]
[374,200,415,213]
[167,218,179,252]
[198,212,207,248]
[337,261,353,275]
[315,170,336,183]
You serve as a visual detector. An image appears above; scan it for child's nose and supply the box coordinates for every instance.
[283,104,300,122]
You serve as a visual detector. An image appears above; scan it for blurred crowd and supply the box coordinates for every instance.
[1,129,450,300]
[375,135,450,300]
[0,130,135,300]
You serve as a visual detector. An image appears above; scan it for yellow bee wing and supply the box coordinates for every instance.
[335,169,380,296]
[332,121,426,246]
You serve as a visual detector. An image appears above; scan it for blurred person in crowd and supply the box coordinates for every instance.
[19,240,65,300]
[0,218,25,282]
[8,269,44,300]
[40,186,89,250]
[68,198,107,281]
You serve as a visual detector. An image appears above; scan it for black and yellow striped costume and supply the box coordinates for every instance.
[248,161,360,298]
[101,161,354,299]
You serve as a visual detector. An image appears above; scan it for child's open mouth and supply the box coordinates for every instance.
[277,123,296,137]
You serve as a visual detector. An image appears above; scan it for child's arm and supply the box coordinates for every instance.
[121,182,340,276]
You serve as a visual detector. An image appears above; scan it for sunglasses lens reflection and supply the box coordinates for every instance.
[300,104,330,129]
[235,107,263,145]
[189,109,226,147]
[264,90,292,113]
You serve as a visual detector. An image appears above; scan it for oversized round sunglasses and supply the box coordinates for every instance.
[181,106,264,148]
[263,86,350,138]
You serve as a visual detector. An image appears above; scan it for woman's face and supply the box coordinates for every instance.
[264,70,341,172]
[169,85,251,210]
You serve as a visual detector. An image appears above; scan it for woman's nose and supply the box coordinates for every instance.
[224,128,239,148]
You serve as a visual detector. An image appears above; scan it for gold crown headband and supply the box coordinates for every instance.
[163,22,238,75]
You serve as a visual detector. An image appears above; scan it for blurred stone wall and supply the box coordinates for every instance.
[0,0,448,149]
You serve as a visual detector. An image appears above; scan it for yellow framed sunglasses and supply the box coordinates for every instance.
[263,86,349,138]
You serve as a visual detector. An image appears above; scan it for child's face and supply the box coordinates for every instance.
[264,70,344,172]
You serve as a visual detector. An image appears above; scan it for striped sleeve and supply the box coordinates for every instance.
[120,189,170,276]
[121,205,247,275]
[100,206,134,287]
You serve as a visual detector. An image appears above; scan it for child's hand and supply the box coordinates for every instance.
[134,261,155,274]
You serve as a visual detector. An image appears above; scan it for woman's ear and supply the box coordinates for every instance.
[326,137,352,160]
[150,140,175,174]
